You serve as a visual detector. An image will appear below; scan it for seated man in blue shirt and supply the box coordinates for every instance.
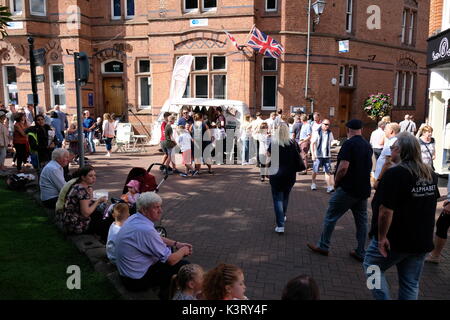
[39,148,70,209]
[115,192,192,299]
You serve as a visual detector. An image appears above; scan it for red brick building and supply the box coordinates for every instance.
[0,0,429,137]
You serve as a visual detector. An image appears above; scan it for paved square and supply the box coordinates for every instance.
[89,146,450,300]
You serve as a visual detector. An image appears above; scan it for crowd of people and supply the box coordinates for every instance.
[2,100,449,301]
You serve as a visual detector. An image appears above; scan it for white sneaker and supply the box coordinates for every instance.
[326,186,335,193]
[311,183,317,190]
[284,216,287,222]
[106,152,111,157]
[275,227,285,233]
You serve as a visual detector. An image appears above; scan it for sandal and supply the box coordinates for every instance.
[208,170,214,174]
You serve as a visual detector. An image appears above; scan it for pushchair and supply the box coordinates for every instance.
[104,163,169,236]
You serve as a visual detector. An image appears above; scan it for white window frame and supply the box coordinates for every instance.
[401,10,407,43]
[345,0,353,33]
[125,0,135,19]
[212,55,226,71]
[138,76,152,109]
[102,59,124,74]
[10,0,23,15]
[394,72,399,106]
[184,0,199,13]
[348,66,354,87]
[401,72,407,106]
[29,0,46,16]
[111,0,121,20]
[408,12,414,45]
[212,74,226,99]
[262,57,277,71]
[3,66,18,106]
[49,64,66,108]
[137,58,151,74]
[194,56,208,71]
[265,0,277,12]
[408,72,414,106]
[443,0,450,31]
[339,66,345,86]
[202,0,217,12]
[194,74,209,99]
[261,75,277,111]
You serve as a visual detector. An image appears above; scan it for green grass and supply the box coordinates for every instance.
[0,179,121,300]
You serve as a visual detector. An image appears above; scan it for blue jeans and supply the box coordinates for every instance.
[271,186,292,228]
[241,138,250,163]
[363,238,426,300]
[85,131,96,153]
[317,187,368,257]
[104,137,113,151]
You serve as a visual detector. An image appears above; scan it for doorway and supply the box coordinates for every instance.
[103,77,125,116]
[338,89,353,137]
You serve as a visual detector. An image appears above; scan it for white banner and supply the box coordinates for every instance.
[169,55,194,101]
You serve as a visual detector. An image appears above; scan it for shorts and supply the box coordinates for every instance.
[182,150,192,165]
[313,158,332,173]
[160,141,170,155]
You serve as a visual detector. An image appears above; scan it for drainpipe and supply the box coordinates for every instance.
[305,0,312,104]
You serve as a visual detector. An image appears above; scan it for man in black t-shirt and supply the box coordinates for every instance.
[363,133,439,300]
[307,119,373,262]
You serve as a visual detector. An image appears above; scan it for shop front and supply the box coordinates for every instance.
[427,29,450,174]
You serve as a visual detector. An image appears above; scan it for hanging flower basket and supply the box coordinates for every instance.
[362,93,393,121]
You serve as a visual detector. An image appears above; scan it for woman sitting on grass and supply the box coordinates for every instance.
[55,166,110,241]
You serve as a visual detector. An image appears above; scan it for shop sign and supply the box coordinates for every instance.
[427,29,450,66]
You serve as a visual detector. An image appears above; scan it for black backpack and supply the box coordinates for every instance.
[6,174,32,191]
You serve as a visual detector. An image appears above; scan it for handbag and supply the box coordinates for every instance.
[423,141,435,171]
[293,140,306,172]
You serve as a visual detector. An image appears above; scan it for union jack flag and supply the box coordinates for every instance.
[246,26,285,59]
[224,30,240,50]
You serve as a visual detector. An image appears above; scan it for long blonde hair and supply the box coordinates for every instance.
[273,123,291,147]
[396,132,433,183]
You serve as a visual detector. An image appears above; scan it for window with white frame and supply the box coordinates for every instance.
[443,0,450,31]
[4,66,18,105]
[102,60,124,74]
[50,65,66,107]
[136,59,151,109]
[30,0,46,16]
[401,8,416,46]
[262,76,277,110]
[183,0,216,13]
[263,57,277,71]
[10,0,23,15]
[394,71,416,108]
[126,0,135,19]
[112,0,121,19]
[182,55,227,99]
[345,0,353,33]
[348,66,354,86]
[339,66,345,86]
[338,65,356,87]
[265,0,277,12]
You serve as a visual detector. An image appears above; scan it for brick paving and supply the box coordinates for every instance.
[84,144,450,300]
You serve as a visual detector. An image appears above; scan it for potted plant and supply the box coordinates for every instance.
[362,93,393,121]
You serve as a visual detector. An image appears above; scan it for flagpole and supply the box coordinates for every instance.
[244,24,256,44]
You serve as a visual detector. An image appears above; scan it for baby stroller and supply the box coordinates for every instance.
[106,163,169,236]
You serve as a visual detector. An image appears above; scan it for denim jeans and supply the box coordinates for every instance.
[317,187,368,257]
[85,131,96,153]
[271,186,293,228]
[104,137,113,151]
[241,138,250,163]
[363,238,426,300]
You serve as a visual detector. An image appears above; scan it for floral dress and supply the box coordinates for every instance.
[56,184,92,234]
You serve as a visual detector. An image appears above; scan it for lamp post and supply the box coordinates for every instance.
[305,0,326,112]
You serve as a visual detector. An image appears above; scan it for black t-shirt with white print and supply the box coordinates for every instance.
[376,165,439,253]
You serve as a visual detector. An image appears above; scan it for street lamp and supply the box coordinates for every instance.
[312,0,327,28]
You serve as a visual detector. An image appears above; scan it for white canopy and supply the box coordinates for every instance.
[149,98,251,145]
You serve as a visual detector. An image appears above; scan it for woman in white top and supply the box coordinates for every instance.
[418,125,436,169]
[102,113,115,157]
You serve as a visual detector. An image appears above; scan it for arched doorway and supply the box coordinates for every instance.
[101,59,125,116]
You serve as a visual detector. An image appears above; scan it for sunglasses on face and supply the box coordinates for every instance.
[323,123,330,126]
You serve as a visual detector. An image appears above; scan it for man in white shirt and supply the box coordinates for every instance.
[374,122,400,179]
[311,119,335,193]
[250,112,265,166]
[266,112,278,135]
[39,148,69,209]
[310,112,322,133]
[399,114,416,134]
[370,121,386,160]
[25,104,34,126]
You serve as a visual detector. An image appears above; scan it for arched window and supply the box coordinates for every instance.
[102,60,124,74]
